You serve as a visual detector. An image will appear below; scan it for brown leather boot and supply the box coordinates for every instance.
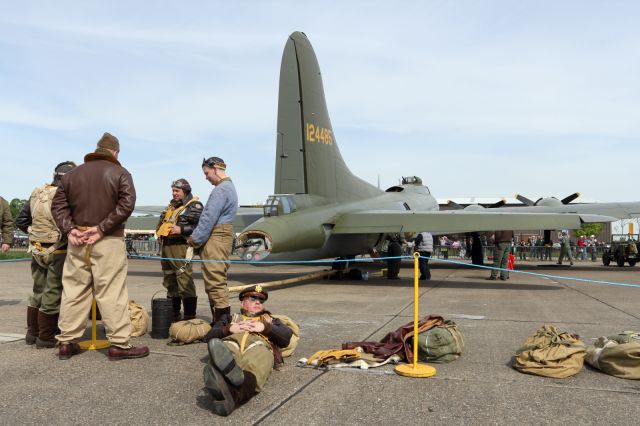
[232,371,258,405]
[36,311,59,348]
[26,306,39,345]
[182,297,197,320]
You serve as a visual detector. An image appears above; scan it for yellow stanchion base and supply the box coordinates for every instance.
[78,340,110,350]
[395,363,437,378]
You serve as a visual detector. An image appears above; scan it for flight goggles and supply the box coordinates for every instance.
[202,156,226,170]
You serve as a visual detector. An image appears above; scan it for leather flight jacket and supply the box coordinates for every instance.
[51,152,136,238]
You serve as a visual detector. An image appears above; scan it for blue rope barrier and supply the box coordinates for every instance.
[0,258,31,262]
[128,253,640,289]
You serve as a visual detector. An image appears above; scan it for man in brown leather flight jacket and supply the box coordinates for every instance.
[51,132,149,361]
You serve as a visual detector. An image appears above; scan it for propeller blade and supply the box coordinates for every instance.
[561,192,580,204]
[515,194,535,206]
[488,199,506,208]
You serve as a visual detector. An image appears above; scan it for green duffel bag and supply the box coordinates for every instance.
[586,331,640,380]
[513,324,586,378]
[415,320,464,363]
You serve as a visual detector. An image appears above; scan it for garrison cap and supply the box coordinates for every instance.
[171,178,191,194]
[239,285,268,302]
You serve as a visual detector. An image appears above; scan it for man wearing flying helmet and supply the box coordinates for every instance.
[188,157,238,325]
[156,178,203,320]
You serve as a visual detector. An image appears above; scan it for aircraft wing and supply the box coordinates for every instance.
[130,206,263,234]
[331,210,616,234]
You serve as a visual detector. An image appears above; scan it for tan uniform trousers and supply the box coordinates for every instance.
[29,251,66,314]
[201,224,234,309]
[223,333,274,392]
[161,243,196,298]
[57,236,132,348]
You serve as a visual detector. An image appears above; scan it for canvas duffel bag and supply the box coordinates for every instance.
[586,331,640,380]
[415,320,464,363]
[513,324,586,378]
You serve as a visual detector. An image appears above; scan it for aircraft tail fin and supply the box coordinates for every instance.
[274,32,381,201]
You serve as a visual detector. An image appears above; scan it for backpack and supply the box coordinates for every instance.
[513,324,586,378]
[415,320,464,363]
[129,301,149,337]
[169,319,211,344]
[586,331,640,380]
[271,314,300,357]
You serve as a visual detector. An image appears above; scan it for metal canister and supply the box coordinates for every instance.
[151,293,173,339]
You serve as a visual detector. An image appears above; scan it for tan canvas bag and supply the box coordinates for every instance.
[586,331,640,380]
[129,301,149,337]
[271,314,300,357]
[169,319,211,344]
[513,324,586,378]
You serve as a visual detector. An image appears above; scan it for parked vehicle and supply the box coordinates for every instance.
[602,234,639,267]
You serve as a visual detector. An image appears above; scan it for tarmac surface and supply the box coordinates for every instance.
[1,256,640,425]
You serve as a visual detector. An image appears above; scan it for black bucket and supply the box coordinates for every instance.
[151,292,173,339]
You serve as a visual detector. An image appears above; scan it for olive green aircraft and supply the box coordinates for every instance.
[235,31,625,263]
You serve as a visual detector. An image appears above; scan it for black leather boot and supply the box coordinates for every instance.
[26,306,39,345]
[182,297,197,320]
[213,306,231,326]
[171,297,182,322]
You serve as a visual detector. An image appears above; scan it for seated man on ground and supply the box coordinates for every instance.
[203,285,293,416]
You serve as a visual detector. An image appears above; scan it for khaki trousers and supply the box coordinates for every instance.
[161,243,196,298]
[29,252,65,314]
[57,237,132,348]
[201,224,234,309]
[224,333,274,392]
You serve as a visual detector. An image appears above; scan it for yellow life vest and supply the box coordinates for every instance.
[156,196,199,238]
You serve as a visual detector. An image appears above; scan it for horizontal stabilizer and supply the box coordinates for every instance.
[578,214,618,224]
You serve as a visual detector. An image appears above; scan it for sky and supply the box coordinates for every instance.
[2,1,640,207]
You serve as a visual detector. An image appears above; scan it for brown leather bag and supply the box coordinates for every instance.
[343,315,444,363]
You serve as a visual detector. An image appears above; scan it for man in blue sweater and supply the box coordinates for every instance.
[189,157,238,325]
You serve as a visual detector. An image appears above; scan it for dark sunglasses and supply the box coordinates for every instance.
[244,296,265,303]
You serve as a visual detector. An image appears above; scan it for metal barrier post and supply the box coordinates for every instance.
[78,298,110,350]
[395,253,436,378]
